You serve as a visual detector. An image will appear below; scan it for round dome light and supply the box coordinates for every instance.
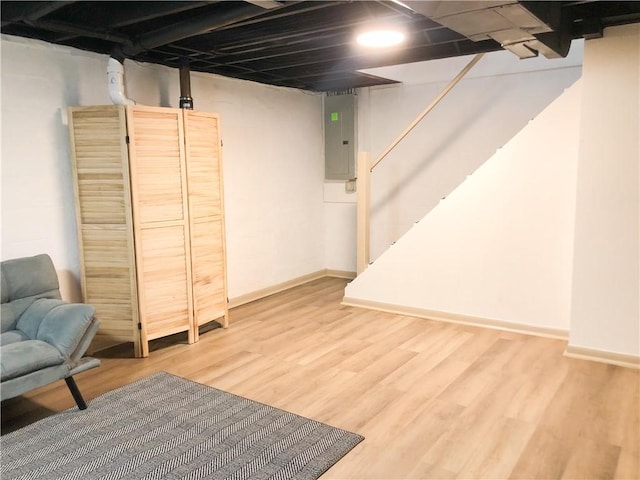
[356,29,405,48]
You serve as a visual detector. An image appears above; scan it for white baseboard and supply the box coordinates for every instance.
[564,345,640,369]
[229,269,355,309]
[325,269,357,280]
[341,296,569,340]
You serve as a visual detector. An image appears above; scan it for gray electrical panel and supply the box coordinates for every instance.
[324,94,355,180]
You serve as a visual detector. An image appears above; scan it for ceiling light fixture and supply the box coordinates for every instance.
[356,29,405,48]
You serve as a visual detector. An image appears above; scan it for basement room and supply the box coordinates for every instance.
[1,1,639,478]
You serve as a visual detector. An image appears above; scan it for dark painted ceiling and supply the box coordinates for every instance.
[2,1,639,92]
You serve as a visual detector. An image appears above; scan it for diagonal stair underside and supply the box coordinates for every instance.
[344,79,583,335]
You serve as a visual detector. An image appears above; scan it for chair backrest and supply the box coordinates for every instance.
[1,254,62,333]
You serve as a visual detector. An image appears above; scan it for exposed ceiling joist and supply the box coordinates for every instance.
[1,1,639,92]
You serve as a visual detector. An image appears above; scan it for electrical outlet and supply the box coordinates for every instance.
[345,179,357,193]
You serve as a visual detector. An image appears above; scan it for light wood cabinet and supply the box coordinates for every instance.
[68,105,228,357]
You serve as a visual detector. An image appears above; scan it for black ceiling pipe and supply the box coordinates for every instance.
[53,2,212,42]
[0,1,73,24]
[102,2,212,29]
[26,18,132,44]
[108,2,286,107]
[24,1,75,22]
[179,61,193,110]
[111,3,273,62]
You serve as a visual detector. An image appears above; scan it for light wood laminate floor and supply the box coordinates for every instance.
[2,277,639,479]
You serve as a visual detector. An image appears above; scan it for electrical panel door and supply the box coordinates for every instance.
[324,94,355,180]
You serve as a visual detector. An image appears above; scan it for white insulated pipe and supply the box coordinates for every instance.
[107,57,135,105]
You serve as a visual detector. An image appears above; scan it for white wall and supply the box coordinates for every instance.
[345,78,582,332]
[324,46,583,272]
[323,182,357,273]
[345,24,640,359]
[361,46,583,261]
[1,34,325,301]
[569,24,640,357]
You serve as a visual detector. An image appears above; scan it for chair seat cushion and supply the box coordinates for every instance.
[0,340,64,381]
[0,329,29,346]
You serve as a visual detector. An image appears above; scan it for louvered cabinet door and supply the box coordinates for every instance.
[183,110,229,332]
[68,106,141,355]
[126,106,194,356]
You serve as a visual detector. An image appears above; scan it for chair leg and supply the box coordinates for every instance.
[64,376,88,410]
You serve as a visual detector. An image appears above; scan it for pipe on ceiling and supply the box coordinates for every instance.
[23,1,75,22]
[179,61,193,109]
[107,57,135,105]
[111,3,271,62]
[107,2,282,108]
[105,2,212,29]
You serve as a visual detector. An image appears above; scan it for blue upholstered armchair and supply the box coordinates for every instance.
[1,254,100,409]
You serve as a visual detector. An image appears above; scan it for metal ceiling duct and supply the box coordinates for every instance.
[404,1,570,59]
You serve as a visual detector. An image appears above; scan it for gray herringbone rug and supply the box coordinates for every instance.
[1,372,363,479]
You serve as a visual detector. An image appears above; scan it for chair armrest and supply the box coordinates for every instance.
[68,356,101,376]
[16,299,97,360]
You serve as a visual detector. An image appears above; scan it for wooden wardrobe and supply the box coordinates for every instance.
[68,105,228,357]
